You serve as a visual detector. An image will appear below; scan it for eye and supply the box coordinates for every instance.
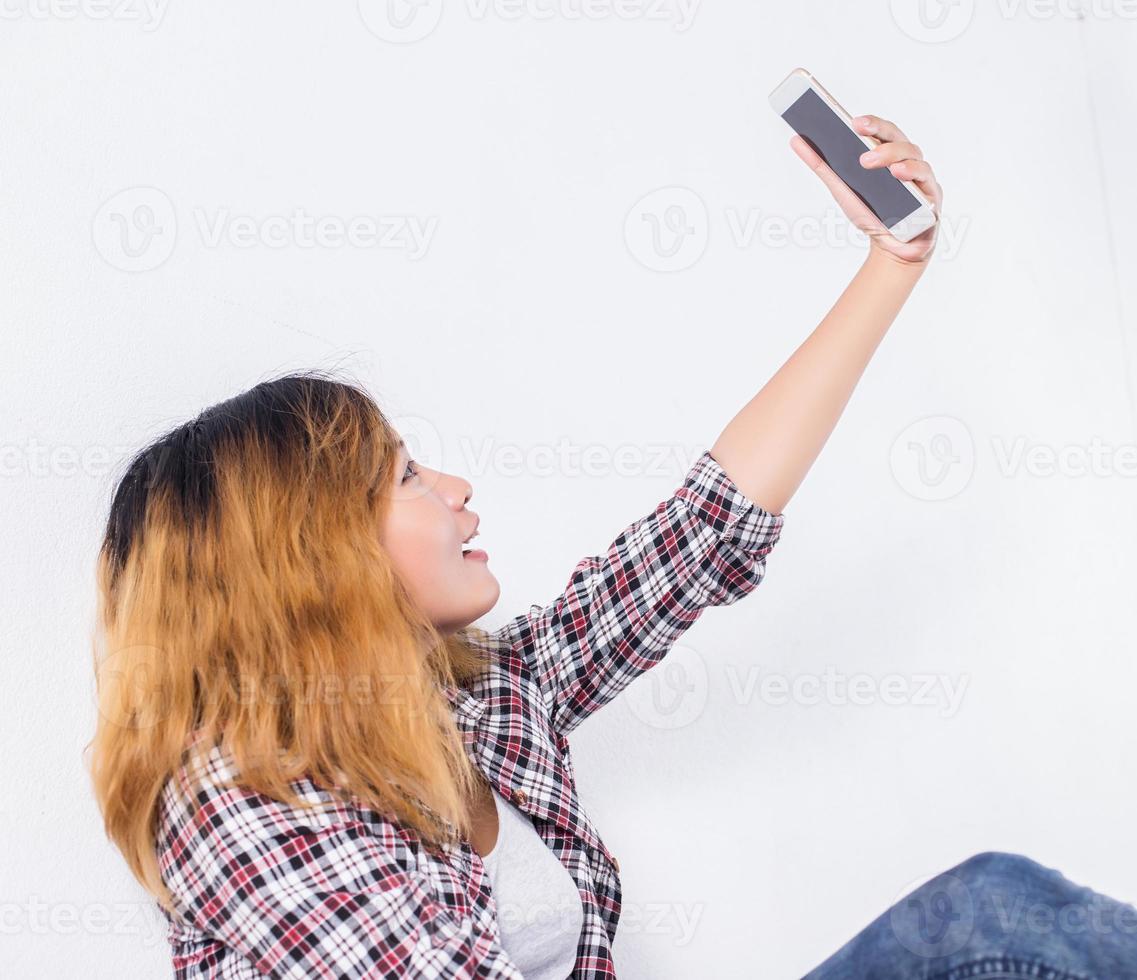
[402,459,419,483]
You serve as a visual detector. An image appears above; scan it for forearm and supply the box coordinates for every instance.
[710,248,927,515]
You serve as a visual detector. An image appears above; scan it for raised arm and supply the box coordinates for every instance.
[711,246,926,514]
[503,113,943,738]
[712,112,943,515]
[499,449,784,737]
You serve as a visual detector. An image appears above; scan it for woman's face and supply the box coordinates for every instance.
[378,439,500,634]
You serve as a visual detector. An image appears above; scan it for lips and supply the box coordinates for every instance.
[461,520,480,555]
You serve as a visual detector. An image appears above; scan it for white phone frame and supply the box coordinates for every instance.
[769,68,937,244]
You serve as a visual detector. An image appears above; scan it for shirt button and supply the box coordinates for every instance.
[511,788,527,806]
[612,855,620,873]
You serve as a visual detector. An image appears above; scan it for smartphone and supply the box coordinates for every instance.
[768,68,937,244]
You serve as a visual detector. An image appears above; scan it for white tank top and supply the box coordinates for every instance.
[481,787,584,979]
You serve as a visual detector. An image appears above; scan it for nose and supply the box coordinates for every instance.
[441,470,472,509]
[415,462,472,510]
[411,459,472,509]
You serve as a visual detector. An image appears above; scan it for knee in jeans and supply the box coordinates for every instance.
[949,851,1057,892]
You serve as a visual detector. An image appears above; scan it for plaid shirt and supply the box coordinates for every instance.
[156,449,785,978]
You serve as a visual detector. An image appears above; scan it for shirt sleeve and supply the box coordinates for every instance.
[160,784,525,980]
[497,449,785,737]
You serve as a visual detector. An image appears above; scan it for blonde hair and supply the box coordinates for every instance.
[87,370,489,910]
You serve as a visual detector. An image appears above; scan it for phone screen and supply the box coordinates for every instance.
[779,87,922,228]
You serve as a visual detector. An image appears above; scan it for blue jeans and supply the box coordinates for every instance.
[801,852,1137,979]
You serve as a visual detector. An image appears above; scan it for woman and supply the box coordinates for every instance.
[88,115,1137,979]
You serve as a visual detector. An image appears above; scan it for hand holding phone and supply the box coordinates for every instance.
[769,68,942,264]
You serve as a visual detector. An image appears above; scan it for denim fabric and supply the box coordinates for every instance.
[801,852,1137,980]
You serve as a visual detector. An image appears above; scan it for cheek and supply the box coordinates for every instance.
[384,500,455,583]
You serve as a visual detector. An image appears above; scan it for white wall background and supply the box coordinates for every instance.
[2,2,1135,977]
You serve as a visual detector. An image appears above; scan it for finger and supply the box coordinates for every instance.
[901,160,943,210]
[883,158,943,214]
[888,158,933,182]
[860,140,924,168]
[854,115,908,144]
[926,179,944,214]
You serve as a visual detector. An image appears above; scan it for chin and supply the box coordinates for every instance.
[478,576,502,615]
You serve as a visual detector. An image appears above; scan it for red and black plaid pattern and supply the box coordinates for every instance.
[156,449,784,978]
